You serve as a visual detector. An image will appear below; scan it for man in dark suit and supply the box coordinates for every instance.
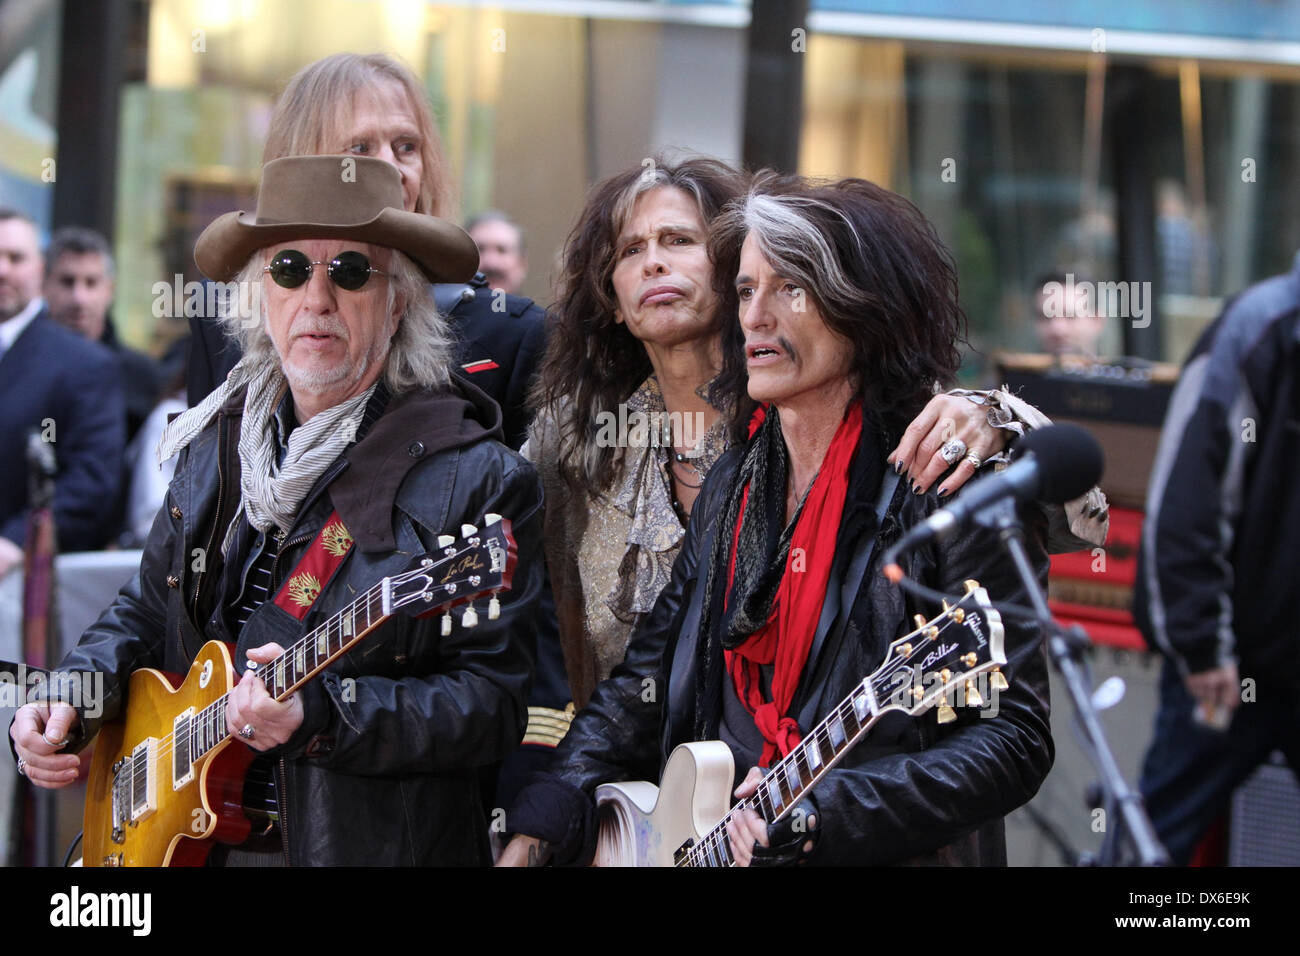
[43,227,161,443]
[0,209,126,576]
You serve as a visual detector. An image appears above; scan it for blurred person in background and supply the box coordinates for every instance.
[467,210,529,295]
[44,227,161,442]
[0,209,124,575]
[1033,270,1106,360]
[1134,254,1300,865]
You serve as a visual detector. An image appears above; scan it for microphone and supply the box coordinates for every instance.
[882,423,1104,581]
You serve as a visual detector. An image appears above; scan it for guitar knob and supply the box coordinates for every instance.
[484,513,502,525]
[441,612,452,637]
[461,524,478,538]
[936,702,958,724]
[964,680,983,708]
[437,535,455,549]
[488,596,500,620]
[461,604,478,628]
[990,668,1009,691]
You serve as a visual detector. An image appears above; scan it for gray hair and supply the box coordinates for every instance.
[735,192,865,312]
[46,226,116,278]
[219,248,453,394]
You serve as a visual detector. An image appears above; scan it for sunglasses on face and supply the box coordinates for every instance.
[264,249,389,291]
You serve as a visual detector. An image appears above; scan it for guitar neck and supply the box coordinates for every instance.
[185,583,393,765]
[681,677,883,867]
[678,586,1000,867]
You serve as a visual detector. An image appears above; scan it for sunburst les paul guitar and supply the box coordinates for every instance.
[593,580,1006,866]
[81,516,516,867]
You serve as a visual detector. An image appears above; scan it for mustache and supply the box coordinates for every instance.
[290,318,349,339]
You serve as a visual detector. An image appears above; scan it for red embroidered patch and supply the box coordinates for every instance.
[461,359,500,374]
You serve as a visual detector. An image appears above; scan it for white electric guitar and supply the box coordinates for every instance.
[593,580,1007,866]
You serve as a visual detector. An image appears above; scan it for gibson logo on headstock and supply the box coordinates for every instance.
[966,612,986,648]
[440,552,485,584]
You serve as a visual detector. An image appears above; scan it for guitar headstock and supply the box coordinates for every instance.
[871,580,1007,722]
[383,514,516,629]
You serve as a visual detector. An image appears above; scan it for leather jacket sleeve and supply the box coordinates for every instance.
[44,491,179,752]
[804,499,1055,865]
[270,454,544,777]
[506,455,727,862]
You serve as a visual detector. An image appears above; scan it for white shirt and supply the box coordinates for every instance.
[0,297,44,353]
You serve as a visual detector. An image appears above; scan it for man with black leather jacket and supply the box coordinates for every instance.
[10,157,544,866]
[500,175,1054,867]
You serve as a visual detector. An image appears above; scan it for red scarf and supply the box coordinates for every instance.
[723,402,863,765]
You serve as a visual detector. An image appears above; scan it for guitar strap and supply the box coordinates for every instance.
[270,511,356,621]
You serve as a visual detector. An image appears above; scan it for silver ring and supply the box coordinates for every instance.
[16,757,26,777]
[239,724,256,741]
[939,438,967,466]
[964,452,982,469]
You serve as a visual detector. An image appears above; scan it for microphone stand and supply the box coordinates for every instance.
[974,497,1168,866]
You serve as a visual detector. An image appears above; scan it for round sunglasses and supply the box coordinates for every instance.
[264,249,389,292]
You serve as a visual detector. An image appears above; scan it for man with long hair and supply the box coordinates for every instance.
[501,175,1053,866]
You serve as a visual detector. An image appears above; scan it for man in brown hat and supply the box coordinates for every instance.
[9,156,544,866]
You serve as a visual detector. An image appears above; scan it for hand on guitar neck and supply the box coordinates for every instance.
[729,766,818,866]
[9,700,80,788]
[225,642,304,750]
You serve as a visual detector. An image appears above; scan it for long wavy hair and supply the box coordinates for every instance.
[533,155,747,496]
[263,53,452,217]
[708,174,967,443]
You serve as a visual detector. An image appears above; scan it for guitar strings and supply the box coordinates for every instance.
[678,610,976,866]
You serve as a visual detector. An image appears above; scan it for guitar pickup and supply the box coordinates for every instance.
[129,737,159,823]
[173,709,196,790]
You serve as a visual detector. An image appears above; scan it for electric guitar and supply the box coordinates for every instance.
[81,516,516,867]
[593,580,1006,866]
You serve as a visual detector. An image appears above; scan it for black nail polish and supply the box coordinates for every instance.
[894,459,905,475]
[912,481,923,495]
[938,487,950,499]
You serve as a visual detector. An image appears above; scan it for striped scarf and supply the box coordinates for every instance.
[157,358,377,553]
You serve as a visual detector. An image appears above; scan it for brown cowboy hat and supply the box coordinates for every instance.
[194,155,478,283]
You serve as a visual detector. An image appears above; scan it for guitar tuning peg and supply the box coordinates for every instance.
[461,524,478,538]
[441,611,452,636]
[964,680,983,708]
[437,534,455,549]
[961,652,977,668]
[936,702,958,724]
[941,599,951,612]
[913,614,927,629]
[461,604,478,628]
[484,513,501,526]
[896,642,912,658]
[990,668,1009,691]
[488,596,500,620]
[963,579,980,594]
[950,607,965,624]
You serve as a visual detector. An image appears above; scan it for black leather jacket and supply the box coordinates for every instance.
[512,445,1054,866]
[58,378,544,865]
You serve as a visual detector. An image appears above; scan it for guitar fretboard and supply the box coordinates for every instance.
[175,582,389,774]
[677,597,989,867]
